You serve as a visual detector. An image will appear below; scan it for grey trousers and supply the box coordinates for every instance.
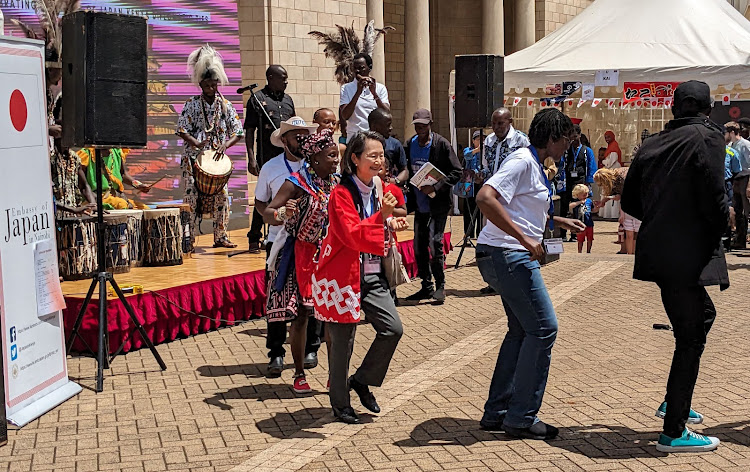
[327,273,403,411]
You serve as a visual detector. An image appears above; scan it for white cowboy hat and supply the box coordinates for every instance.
[270,117,318,148]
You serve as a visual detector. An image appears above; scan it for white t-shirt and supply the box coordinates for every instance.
[477,148,551,250]
[254,152,304,243]
[340,79,389,142]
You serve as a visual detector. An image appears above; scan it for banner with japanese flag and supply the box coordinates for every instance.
[0,36,81,428]
[721,94,731,106]
[591,98,602,108]
[565,98,575,107]
[606,98,617,109]
[511,97,522,107]
[526,98,535,107]
[577,99,586,108]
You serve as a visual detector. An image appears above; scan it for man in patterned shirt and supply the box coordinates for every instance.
[478,108,530,294]
[177,45,244,248]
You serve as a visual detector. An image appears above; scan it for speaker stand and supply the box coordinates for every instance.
[66,148,166,392]
[454,129,485,270]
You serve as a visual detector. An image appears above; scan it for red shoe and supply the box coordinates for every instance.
[293,375,312,394]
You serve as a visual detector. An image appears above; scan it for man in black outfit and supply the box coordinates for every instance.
[621,81,728,453]
[404,109,462,304]
[245,65,296,254]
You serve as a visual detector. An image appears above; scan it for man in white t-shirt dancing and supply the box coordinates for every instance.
[339,53,390,142]
[255,117,322,378]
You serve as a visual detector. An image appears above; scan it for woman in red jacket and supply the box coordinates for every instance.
[312,131,409,424]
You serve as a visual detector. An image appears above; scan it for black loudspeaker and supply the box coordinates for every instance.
[62,12,147,148]
[454,55,504,129]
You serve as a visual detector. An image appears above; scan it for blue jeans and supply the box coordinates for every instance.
[476,244,558,428]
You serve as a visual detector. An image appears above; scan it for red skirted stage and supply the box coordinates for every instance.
[62,231,452,354]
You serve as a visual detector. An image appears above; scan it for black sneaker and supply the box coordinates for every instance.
[433,287,445,304]
[405,286,434,302]
[349,376,380,413]
[504,421,559,440]
[248,241,262,254]
[480,416,505,432]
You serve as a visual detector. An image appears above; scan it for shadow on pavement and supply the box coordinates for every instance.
[203,383,325,410]
[197,362,271,378]
[255,407,376,439]
[394,418,670,459]
[238,327,267,337]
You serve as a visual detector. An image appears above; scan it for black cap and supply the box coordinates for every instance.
[412,108,433,125]
[673,81,712,109]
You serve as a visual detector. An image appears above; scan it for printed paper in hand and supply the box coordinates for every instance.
[410,162,447,198]
[34,239,66,317]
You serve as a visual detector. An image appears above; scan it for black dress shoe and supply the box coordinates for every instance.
[267,356,283,378]
[333,407,360,424]
[405,286,434,302]
[304,352,318,369]
[349,376,380,413]
[433,287,446,304]
[480,285,496,295]
[504,421,559,440]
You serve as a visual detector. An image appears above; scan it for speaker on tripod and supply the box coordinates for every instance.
[62,11,165,392]
[453,54,504,268]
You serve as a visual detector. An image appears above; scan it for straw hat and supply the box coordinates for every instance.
[270,117,319,148]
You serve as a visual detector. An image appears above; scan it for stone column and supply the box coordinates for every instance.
[482,0,504,55]
[366,0,386,85]
[514,0,536,51]
[404,0,431,140]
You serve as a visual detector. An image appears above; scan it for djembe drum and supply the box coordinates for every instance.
[156,204,194,256]
[103,213,131,273]
[109,209,143,267]
[142,208,183,266]
[194,149,232,196]
[57,216,98,281]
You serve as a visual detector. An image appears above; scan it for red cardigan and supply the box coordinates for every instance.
[312,184,386,323]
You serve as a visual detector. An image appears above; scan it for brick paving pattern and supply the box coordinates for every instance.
[2,220,750,471]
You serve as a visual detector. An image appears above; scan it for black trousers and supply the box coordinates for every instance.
[248,207,264,244]
[659,284,716,438]
[414,211,448,289]
[264,242,322,358]
[732,174,750,248]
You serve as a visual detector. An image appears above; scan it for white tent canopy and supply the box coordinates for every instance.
[504,0,750,93]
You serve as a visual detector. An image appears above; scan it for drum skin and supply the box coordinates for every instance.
[194,150,232,196]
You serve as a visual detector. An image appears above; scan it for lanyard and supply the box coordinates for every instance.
[529,146,556,229]
[573,144,582,162]
[283,153,293,174]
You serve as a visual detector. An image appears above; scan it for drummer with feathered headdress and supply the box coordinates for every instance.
[176,44,244,248]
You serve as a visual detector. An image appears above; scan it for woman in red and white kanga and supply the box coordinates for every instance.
[313,131,409,424]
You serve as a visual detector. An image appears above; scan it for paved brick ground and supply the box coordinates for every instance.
[3,219,750,471]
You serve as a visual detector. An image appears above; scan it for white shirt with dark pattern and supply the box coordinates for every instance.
[176,94,244,164]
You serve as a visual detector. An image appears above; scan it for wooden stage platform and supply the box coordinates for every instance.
[61,228,448,355]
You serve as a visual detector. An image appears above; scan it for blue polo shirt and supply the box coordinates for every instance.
[410,134,432,213]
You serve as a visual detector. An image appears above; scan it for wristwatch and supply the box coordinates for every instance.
[394,177,401,186]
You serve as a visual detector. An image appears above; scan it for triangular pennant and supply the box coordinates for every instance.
[566,98,575,107]
[722,94,731,105]
[577,99,586,108]
[606,98,616,109]
[512,97,522,107]
[664,98,673,109]
[591,98,602,108]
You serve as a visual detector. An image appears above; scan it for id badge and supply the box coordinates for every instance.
[364,257,381,274]
[570,171,579,178]
[543,238,564,255]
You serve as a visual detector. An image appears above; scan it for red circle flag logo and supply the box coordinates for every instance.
[9,89,28,132]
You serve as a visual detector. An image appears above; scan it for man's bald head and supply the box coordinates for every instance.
[491,108,513,140]
[266,65,288,93]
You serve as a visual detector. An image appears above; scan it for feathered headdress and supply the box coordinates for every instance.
[11,0,80,67]
[309,20,394,86]
[187,45,229,87]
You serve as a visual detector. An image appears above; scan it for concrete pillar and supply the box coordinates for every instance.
[366,0,386,85]
[404,0,431,140]
[514,0,536,51]
[482,0,504,55]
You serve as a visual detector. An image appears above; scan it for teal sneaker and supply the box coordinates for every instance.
[655,402,703,424]
[656,428,720,453]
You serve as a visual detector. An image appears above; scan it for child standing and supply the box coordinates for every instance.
[569,184,596,253]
